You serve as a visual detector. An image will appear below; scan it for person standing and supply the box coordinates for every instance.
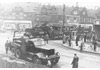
[84,34,87,43]
[93,36,97,51]
[71,54,79,68]
[45,34,49,44]
[93,40,97,51]
[5,40,9,54]
[68,34,71,46]
[63,34,66,44]
[76,36,79,46]
[5,38,11,54]
[80,40,84,52]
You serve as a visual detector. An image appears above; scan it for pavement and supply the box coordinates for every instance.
[51,40,100,55]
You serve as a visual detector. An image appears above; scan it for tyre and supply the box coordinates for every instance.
[63,41,65,44]
[15,48,22,58]
[50,58,59,66]
[53,59,59,65]
[11,47,16,56]
[32,55,41,64]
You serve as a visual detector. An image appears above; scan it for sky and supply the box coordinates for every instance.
[1,0,100,9]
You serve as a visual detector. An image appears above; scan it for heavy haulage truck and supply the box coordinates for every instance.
[5,31,60,67]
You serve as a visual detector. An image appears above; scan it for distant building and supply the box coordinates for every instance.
[0,2,99,33]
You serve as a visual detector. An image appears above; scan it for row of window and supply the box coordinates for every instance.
[66,17,94,23]
[66,17,79,22]
[35,15,94,23]
[80,18,94,22]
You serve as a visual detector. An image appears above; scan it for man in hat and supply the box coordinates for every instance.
[71,54,79,68]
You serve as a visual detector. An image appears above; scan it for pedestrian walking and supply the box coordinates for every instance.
[71,54,79,68]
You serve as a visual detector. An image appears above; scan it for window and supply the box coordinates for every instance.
[12,13,16,16]
[81,18,84,22]
[36,18,39,21]
[84,18,85,22]
[87,18,89,22]
[95,20,100,24]
[90,18,92,22]
[66,17,70,22]
[37,15,39,17]
[19,13,23,16]
[74,17,77,22]
[73,10,78,15]
[24,14,27,17]
[83,11,86,15]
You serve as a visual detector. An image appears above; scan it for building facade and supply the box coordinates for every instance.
[0,3,98,33]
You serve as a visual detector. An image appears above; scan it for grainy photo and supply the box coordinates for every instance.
[0,0,100,68]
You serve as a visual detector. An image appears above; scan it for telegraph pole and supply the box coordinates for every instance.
[62,4,66,41]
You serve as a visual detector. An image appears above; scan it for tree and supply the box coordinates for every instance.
[11,5,24,19]
[12,6,23,14]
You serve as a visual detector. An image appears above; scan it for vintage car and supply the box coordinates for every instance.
[5,32,60,67]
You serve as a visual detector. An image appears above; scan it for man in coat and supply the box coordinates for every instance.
[5,40,9,54]
[45,34,49,44]
[68,34,71,46]
[5,38,11,54]
[63,34,67,44]
[76,36,79,46]
[71,54,79,68]
[92,35,97,51]
[80,40,84,52]
[84,34,87,43]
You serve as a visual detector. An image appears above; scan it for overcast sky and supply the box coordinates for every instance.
[1,0,100,9]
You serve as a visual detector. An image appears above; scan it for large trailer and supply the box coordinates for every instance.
[25,23,63,40]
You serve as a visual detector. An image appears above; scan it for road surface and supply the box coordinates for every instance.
[0,33,100,68]
[49,40,100,68]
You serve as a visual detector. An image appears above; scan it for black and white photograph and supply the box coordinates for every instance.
[0,0,100,68]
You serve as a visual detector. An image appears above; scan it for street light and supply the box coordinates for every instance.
[63,4,65,30]
[62,4,66,41]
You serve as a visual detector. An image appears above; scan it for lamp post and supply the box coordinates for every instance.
[62,4,66,41]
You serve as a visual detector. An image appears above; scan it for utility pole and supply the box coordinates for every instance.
[62,4,66,41]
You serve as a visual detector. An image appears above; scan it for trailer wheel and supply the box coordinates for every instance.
[32,55,41,64]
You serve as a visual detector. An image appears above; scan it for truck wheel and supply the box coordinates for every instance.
[63,41,65,44]
[32,55,41,64]
[54,59,59,64]
[15,48,21,58]
[11,48,16,56]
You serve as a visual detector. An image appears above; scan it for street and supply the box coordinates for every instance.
[49,40,100,68]
[0,33,100,68]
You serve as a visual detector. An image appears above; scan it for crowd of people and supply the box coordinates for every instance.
[63,33,98,52]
